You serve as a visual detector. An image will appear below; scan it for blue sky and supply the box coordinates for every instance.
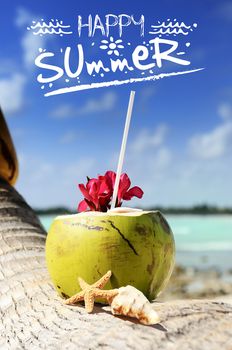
[1,0,232,209]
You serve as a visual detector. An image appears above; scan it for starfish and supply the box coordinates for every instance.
[64,270,119,313]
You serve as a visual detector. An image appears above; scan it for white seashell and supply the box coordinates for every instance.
[109,285,160,325]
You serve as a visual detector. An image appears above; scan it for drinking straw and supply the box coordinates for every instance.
[111,90,135,209]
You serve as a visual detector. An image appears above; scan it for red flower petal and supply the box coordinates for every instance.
[118,173,131,202]
[77,170,144,212]
[104,171,116,188]
[98,193,111,207]
[78,199,88,212]
[123,186,144,200]
[79,182,99,209]
[78,184,93,202]
[88,181,99,198]
[85,198,97,211]
[99,176,111,195]
[86,178,98,191]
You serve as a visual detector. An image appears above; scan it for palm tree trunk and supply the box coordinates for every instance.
[0,108,18,185]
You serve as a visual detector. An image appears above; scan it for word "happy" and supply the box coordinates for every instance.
[78,14,145,37]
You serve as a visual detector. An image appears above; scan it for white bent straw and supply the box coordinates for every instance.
[111,91,135,209]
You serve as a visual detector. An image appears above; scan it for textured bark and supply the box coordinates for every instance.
[0,178,232,350]
[0,109,18,185]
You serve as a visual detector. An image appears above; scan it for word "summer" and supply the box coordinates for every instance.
[35,38,190,84]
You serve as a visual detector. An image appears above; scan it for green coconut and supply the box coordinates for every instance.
[45,208,175,301]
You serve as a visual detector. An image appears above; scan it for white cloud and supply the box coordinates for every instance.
[217,2,232,21]
[51,92,117,119]
[63,158,96,181]
[122,125,172,207]
[124,112,232,207]
[51,104,75,119]
[16,8,45,67]
[15,7,33,27]
[0,74,26,114]
[0,59,18,75]
[189,120,232,159]
[14,104,232,209]
[21,32,44,67]
[139,86,156,102]
[154,147,171,168]
[218,103,232,120]
[79,91,117,114]
[130,124,168,153]
[0,8,45,115]
[60,131,79,144]
[11,127,25,138]
[30,163,54,183]
[16,154,96,208]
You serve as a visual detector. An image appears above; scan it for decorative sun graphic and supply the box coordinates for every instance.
[99,36,124,56]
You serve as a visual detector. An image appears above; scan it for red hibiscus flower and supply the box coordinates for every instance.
[77,170,144,212]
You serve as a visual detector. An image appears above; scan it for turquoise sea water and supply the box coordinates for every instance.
[40,214,232,272]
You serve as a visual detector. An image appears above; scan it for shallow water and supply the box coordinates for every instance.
[40,214,232,272]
